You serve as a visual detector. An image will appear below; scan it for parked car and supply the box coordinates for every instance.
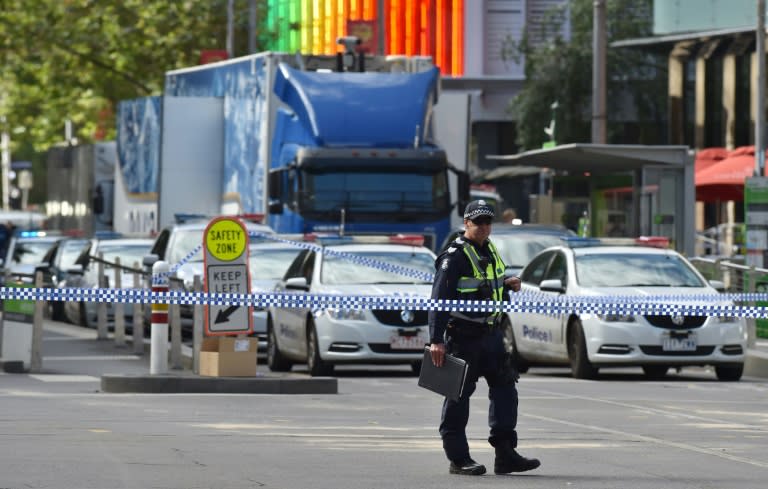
[248,240,303,349]
[267,235,436,376]
[62,237,154,328]
[506,238,747,381]
[144,215,274,324]
[40,237,90,320]
[0,231,63,286]
[439,223,576,278]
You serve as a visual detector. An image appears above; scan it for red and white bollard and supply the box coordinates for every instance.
[150,261,169,375]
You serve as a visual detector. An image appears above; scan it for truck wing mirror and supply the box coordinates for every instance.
[268,201,284,215]
[456,171,470,217]
[268,169,283,200]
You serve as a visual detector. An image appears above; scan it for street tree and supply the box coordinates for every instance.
[505,0,667,150]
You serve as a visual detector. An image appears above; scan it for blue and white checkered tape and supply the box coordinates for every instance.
[153,232,434,283]
[1,287,767,318]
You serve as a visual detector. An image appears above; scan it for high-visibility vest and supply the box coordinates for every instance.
[450,239,506,327]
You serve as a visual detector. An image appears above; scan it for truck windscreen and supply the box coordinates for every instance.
[299,169,450,220]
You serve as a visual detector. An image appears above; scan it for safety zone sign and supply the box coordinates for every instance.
[203,217,252,335]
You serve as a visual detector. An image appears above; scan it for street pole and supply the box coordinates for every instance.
[248,0,257,54]
[227,0,235,58]
[757,0,766,176]
[377,0,386,56]
[592,0,607,144]
[1,118,10,211]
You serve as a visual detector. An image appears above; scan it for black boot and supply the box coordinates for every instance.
[449,457,487,476]
[494,441,540,474]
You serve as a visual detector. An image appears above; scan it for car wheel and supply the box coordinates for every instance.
[411,360,422,376]
[642,365,669,379]
[79,302,94,329]
[306,319,333,377]
[50,300,65,322]
[567,319,598,379]
[501,316,529,374]
[267,316,293,372]
[715,364,743,381]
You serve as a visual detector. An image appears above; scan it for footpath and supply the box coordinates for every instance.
[3,319,768,390]
[2,319,336,394]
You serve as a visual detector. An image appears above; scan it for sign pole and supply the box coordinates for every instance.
[150,261,169,375]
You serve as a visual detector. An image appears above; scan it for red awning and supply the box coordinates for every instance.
[695,146,765,202]
[694,147,728,173]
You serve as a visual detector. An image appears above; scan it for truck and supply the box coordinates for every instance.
[116,50,469,251]
[45,141,157,237]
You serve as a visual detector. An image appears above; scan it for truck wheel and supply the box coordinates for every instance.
[267,317,292,372]
[567,319,597,379]
[307,320,333,377]
[715,364,743,381]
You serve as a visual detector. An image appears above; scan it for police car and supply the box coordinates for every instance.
[144,214,274,334]
[267,235,435,376]
[248,240,303,348]
[506,238,747,381]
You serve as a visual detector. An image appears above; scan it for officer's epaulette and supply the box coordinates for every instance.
[446,237,467,254]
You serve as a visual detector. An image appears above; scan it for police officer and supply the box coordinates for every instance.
[428,200,540,476]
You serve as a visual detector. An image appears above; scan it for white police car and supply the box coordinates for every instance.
[248,240,303,349]
[505,238,747,381]
[267,235,435,376]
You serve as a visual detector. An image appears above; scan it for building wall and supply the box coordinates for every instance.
[264,0,567,78]
[654,0,758,35]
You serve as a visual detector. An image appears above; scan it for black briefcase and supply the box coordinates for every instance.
[417,347,468,401]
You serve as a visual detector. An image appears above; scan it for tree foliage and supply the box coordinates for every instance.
[0,0,275,153]
[505,0,667,150]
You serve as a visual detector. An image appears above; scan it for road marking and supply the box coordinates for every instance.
[43,355,142,361]
[524,411,768,469]
[28,375,99,382]
[527,386,768,432]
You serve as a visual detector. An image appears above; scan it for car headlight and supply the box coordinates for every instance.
[715,315,738,323]
[597,314,636,322]
[326,308,366,321]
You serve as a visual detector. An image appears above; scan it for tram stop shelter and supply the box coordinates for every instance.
[488,144,696,256]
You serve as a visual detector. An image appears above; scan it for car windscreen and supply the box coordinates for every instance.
[321,250,435,285]
[249,248,301,281]
[11,239,58,265]
[168,230,204,265]
[492,233,565,269]
[98,243,153,268]
[57,240,90,268]
[575,253,706,288]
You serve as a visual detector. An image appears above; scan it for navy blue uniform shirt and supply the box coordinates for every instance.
[428,236,502,344]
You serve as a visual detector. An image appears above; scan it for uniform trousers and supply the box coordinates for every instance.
[439,327,519,461]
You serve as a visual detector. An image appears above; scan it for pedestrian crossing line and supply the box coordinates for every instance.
[28,374,99,383]
[43,355,142,361]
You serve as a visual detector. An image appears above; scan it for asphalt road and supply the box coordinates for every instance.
[1,321,767,489]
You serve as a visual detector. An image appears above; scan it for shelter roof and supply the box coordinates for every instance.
[487,144,692,174]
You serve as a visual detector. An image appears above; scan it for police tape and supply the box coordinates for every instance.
[1,286,768,318]
[155,232,435,283]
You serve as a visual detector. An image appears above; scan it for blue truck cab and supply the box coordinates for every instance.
[267,63,468,250]
[117,51,468,251]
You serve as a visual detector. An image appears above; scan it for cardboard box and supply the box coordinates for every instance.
[199,337,258,377]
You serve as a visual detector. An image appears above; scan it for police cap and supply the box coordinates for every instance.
[463,200,495,220]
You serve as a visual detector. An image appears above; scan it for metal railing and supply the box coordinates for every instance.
[690,257,768,342]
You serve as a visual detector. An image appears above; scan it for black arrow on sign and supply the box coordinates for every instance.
[215,305,239,324]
